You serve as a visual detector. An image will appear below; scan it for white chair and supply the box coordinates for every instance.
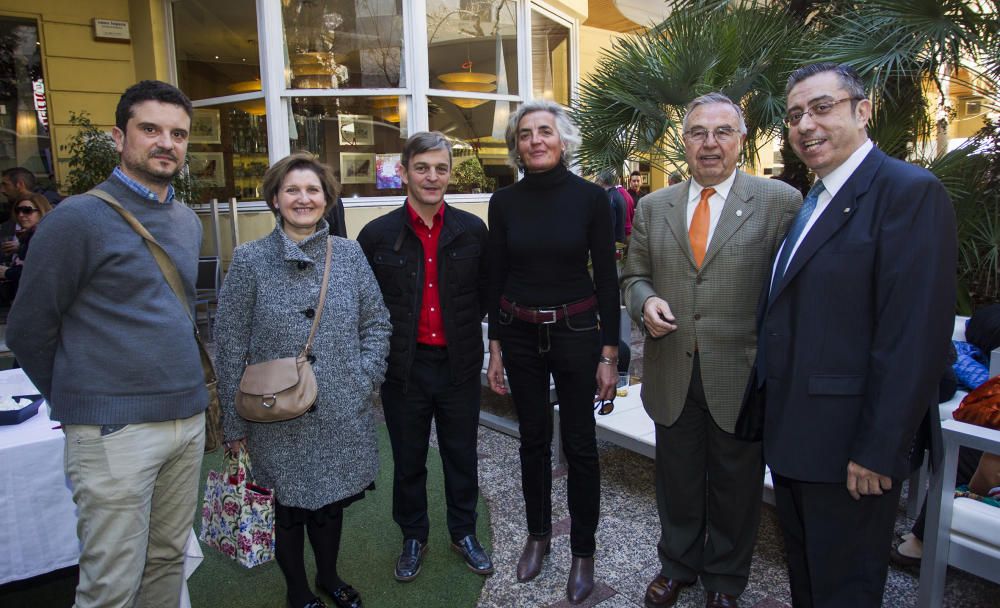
[917,419,1000,607]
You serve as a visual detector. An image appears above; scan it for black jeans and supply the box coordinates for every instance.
[381,347,482,543]
[498,309,601,556]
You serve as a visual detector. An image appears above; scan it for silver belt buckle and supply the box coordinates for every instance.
[538,309,558,324]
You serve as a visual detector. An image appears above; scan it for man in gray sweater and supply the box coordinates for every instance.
[7,80,207,608]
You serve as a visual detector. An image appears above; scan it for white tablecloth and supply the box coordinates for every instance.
[0,371,79,585]
[0,369,201,606]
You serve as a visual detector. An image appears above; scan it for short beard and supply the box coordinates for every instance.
[122,155,181,188]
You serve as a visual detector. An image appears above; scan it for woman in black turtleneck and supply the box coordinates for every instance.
[486,100,620,605]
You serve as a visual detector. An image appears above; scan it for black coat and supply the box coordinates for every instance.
[358,204,489,389]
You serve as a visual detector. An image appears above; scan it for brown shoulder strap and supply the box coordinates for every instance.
[89,188,216,382]
[89,188,193,321]
[303,237,333,356]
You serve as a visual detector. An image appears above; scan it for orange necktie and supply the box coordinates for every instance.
[689,187,715,267]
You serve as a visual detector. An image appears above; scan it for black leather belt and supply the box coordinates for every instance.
[499,295,598,325]
[416,343,447,351]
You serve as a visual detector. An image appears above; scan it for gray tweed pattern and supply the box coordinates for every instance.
[214,220,391,509]
[621,171,801,432]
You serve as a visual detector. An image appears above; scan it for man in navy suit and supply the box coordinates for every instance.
[753,63,957,607]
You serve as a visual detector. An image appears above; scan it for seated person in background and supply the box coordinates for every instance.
[892,305,1000,566]
[0,193,51,302]
[969,452,1000,499]
[891,447,983,567]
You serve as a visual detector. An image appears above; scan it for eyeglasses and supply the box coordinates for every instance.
[683,126,739,143]
[14,206,39,215]
[593,398,615,416]
[784,97,860,126]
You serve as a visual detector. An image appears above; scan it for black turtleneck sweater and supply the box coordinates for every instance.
[487,164,620,345]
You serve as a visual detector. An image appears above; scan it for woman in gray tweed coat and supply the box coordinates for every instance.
[215,152,391,608]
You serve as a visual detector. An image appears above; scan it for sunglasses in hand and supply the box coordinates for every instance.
[593,396,614,416]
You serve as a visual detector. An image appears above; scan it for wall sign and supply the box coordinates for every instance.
[93,19,130,41]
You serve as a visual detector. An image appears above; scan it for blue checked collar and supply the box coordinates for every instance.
[112,167,175,203]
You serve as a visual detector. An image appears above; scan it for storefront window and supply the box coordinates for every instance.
[289,96,407,197]
[531,9,570,105]
[188,100,269,202]
[283,0,405,90]
[168,0,576,203]
[427,98,516,193]
[0,17,52,182]
[172,0,261,100]
[427,0,518,97]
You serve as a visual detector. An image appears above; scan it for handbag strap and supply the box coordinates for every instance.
[303,237,334,357]
[88,188,217,382]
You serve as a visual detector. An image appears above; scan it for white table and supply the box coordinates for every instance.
[0,369,201,606]
[0,374,80,584]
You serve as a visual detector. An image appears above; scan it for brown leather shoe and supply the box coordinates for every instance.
[516,534,551,582]
[566,556,594,604]
[644,574,692,607]
[705,591,739,608]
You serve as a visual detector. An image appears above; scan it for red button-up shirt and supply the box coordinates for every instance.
[406,201,447,346]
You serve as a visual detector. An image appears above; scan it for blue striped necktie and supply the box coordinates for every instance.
[770,180,825,297]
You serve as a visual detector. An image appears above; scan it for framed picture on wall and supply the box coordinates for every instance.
[189,152,225,187]
[338,114,373,146]
[189,108,221,144]
[340,152,375,184]
[375,153,402,189]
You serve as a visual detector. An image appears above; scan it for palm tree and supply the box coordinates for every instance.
[573,0,1000,308]
[573,1,806,178]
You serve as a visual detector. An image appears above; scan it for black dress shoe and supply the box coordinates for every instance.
[705,591,739,608]
[889,544,921,568]
[288,597,327,608]
[316,578,362,608]
[516,534,551,582]
[566,556,595,604]
[450,534,495,575]
[327,585,362,608]
[394,538,427,582]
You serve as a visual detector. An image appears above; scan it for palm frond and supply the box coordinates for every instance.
[574,1,806,173]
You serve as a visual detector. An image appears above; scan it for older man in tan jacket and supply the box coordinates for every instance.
[622,93,801,608]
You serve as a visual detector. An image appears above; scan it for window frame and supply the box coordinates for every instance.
[165,0,578,207]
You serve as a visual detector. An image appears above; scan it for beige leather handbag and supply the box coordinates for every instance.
[235,237,332,423]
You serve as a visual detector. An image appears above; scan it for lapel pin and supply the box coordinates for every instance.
[843,207,851,213]
[736,209,743,217]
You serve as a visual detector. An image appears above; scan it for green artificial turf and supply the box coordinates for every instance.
[1,424,491,608]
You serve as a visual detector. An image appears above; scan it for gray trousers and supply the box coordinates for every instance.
[654,354,764,596]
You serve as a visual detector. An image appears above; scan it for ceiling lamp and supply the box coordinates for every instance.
[285,1,348,88]
[236,99,267,116]
[438,72,497,85]
[371,96,401,123]
[228,79,262,93]
[449,98,490,109]
[438,65,496,109]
